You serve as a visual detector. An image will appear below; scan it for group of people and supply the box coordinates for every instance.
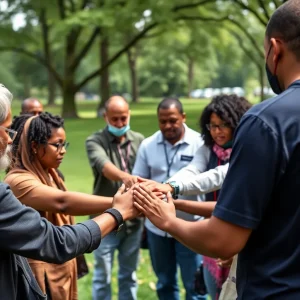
[1,1,300,299]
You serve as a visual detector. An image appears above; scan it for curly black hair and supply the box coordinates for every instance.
[11,112,64,167]
[200,94,252,147]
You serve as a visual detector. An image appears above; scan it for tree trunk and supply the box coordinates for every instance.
[127,48,139,103]
[61,83,78,118]
[97,36,110,117]
[23,74,31,98]
[187,57,194,98]
[259,65,265,102]
[47,71,56,105]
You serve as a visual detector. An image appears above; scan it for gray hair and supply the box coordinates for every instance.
[0,84,13,123]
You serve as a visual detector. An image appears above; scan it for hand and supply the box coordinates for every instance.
[216,256,234,268]
[122,174,138,189]
[112,184,139,221]
[133,184,176,232]
[138,180,174,194]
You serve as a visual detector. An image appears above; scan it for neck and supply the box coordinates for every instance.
[117,135,126,143]
[281,61,300,90]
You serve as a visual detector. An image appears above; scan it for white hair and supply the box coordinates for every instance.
[0,84,13,124]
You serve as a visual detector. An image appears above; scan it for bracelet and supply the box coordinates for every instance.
[103,208,124,232]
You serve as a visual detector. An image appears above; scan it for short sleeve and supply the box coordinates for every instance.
[132,142,150,178]
[213,115,285,229]
[86,137,111,174]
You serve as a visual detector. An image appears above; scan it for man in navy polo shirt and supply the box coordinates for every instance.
[133,1,300,299]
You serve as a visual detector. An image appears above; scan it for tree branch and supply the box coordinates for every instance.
[68,0,76,12]
[229,29,261,68]
[232,0,267,26]
[71,27,100,70]
[272,0,281,8]
[173,0,217,11]
[0,47,63,86]
[228,17,264,59]
[257,0,270,21]
[81,0,90,9]
[177,15,228,22]
[76,22,158,90]
[57,0,66,19]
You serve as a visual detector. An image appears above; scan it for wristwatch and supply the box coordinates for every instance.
[103,208,124,232]
[164,181,179,199]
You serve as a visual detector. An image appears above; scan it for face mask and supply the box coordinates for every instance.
[265,45,283,95]
[106,118,130,137]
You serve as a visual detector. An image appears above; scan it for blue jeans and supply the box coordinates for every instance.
[203,266,218,300]
[92,223,143,300]
[147,229,207,300]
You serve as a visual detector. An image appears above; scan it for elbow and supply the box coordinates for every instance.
[53,196,70,214]
[207,240,240,260]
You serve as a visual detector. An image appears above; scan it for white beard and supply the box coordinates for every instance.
[0,144,11,171]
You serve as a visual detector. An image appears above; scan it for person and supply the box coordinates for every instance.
[132,97,205,300]
[4,112,124,299]
[0,84,139,300]
[19,97,65,180]
[142,95,250,299]
[21,97,43,115]
[86,95,144,300]
[133,1,300,299]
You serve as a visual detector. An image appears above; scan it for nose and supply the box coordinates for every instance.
[7,135,13,145]
[59,146,67,154]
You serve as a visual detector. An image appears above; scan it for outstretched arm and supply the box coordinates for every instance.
[133,185,251,259]
[6,176,113,216]
[174,200,216,218]
[0,183,138,263]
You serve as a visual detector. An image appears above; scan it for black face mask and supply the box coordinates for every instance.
[265,44,283,95]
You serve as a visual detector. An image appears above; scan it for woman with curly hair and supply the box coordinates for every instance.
[4,112,114,300]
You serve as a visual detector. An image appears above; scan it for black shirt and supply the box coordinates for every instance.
[214,80,300,299]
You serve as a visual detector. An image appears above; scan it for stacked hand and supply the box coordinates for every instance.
[122,174,138,189]
[136,178,174,194]
[132,183,176,232]
[112,184,140,220]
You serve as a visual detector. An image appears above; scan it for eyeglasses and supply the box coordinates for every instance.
[47,141,69,152]
[0,126,17,141]
[206,123,231,131]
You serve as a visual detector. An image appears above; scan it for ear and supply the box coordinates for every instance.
[182,112,186,123]
[31,141,38,154]
[270,38,283,64]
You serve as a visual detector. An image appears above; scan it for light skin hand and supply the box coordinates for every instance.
[122,174,138,189]
[112,183,140,220]
[137,179,174,194]
[133,184,176,231]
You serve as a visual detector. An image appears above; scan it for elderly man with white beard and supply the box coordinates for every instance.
[0,84,139,300]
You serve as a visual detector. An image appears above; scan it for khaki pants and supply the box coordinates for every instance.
[219,255,238,300]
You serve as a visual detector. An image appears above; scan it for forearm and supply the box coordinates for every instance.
[102,162,128,181]
[62,192,112,215]
[165,217,230,258]
[179,164,228,196]
[174,200,216,218]
[92,213,118,238]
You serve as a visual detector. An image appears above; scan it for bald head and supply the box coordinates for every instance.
[21,98,43,116]
[104,96,130,130]
[104,96,129,112]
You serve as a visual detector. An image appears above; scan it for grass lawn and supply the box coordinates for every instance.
[10,97,211,300]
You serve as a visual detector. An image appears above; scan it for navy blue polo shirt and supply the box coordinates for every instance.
[213,80,300,299]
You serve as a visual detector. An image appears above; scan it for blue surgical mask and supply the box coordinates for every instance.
[106,118,130,137]
[265,44,283,95]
